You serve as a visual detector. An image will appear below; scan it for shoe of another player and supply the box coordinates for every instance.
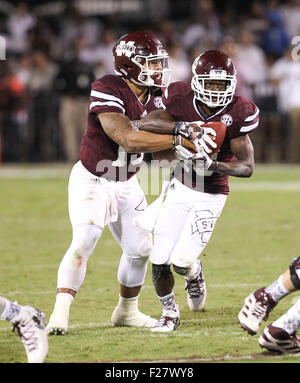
[238,287,277,335]
[46,311,68,335]
[111,307,157,327]
[185,260,206,311]
[259,323,300,354]
[11,305,48,363]
[151,305,180,333]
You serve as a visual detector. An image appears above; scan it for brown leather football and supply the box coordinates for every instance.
[202,121,227,155]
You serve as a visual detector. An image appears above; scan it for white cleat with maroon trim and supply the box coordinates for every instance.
[238,287,277,335]
[259,323,300,354]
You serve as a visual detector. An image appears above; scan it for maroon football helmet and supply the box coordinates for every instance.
[191,50,237,108]
[112,31,170,88]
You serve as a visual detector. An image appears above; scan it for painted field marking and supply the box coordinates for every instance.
[229,181,300,191]
[1,165,300,192]
[2,282,263,297]
[120,353,289,363]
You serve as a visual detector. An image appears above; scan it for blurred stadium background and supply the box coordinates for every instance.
[0,0,300,166]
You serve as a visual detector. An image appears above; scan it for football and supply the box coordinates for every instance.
[202,121,227,155]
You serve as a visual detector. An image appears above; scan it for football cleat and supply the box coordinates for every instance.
[46,312,68,335]
[11,305,48,363]
[111,307,157,328]
[238,287,277,335]
[259,323,300,354]
[151,305,180,333]
[185,260,206,311]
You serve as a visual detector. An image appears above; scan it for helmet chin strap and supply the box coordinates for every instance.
[203,97,230,108]
[204,100,219,108]
[117,65,165,88]
[118,67,130,79]
[116,67,151,87]
[131,72,155,87]
[197,91,231,108]
[131,76,154,87]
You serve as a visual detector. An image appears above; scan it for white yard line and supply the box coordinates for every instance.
[0,318,296,362]
[0,164,72,178]
[229,181,300,191]
[120,354,284,362]
[1,164,300,192]
[1,282,264,297]
[2,282,262,296]
[0,321,110,332]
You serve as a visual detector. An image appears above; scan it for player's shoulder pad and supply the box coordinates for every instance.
[234,96,260,134]
[163,81,191,100]
[90,75,125,114]
[91,74,124,92]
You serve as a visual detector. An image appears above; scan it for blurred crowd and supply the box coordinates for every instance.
[0,0,300,164]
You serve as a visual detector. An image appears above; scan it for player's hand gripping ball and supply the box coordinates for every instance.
[193,121,227,155]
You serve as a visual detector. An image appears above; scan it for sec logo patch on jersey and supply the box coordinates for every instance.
[221,114,233,126]
[154,96,166,109]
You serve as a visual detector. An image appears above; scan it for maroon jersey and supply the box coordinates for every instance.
[164,82,260,194]
[80,74,164,181]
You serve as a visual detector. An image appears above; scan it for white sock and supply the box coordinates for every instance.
[116,295,139,312]
[51,293,73,319]
[158,292,177,312]
[272,299,300,335]
[265,275,289,302]
[0,298,20,321]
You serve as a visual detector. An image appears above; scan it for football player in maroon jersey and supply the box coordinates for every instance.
[46,31,202,335]
[239,257,300,353]
[136,50,260,332]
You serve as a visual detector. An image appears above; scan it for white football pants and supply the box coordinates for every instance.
[57,161,152,291]
[150,178,227,267]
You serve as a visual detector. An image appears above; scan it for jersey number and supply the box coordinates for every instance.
[112,146,144,168]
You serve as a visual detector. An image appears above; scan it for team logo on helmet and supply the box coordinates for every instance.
[116,41,136,57]
[221,114,233,126]
[113,31,170,88]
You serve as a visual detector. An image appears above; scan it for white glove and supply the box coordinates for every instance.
[175,145,212,169]
[174,145,195,161]
[192,147,213,170]
[174,122,194,141]
[193,127,217,154]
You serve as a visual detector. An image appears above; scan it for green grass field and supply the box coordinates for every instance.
[0,163,300,364]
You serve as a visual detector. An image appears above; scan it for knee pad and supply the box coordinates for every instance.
[152,264,174,289]
[117,253,148,287]
[289,257,300,289]
[69,224,102,263]
[173,264,189,277]
[57,224,102,290]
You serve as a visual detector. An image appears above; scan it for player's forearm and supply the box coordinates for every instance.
[99,112,195,153]
[218,135,255,177]
[100,112,175,153]
[125,130,173,152]
[126,131,195,153]
[138,118,176,134]
[214,160,254,177]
